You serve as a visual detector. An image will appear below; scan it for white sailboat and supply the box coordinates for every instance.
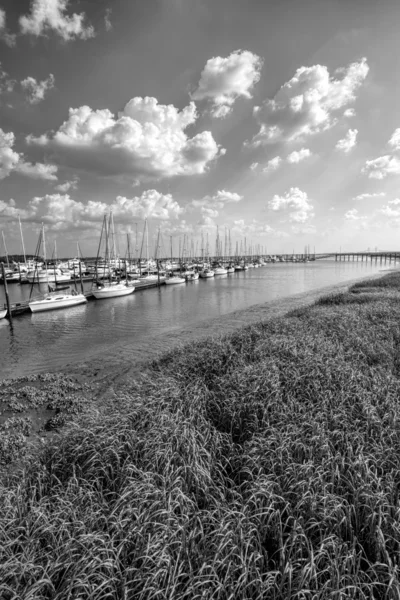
[165,236,185,284]
[0,308,7,319]
[92,212,135,299]
[28,225,87,313]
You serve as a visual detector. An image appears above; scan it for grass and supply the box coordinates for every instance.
[2,272,400,598]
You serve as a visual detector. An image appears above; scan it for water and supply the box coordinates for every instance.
[0,260,390,379]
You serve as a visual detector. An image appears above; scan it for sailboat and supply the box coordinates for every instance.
[92,212,135,299]
[29,225,87,313]
[165,236,185,285]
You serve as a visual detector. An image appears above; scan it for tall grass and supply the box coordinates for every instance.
[2,272,400,598]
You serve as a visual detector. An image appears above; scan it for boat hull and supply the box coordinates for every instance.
[0,308,7,319]
[29,294,87,313]
[92,284,135,299]
[165,277,186,285]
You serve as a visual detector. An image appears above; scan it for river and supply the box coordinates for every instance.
[0,259,391,379]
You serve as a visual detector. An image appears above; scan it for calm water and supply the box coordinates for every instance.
[0,260,390,379]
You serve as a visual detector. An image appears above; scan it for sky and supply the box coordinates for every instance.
[1,0,400,257]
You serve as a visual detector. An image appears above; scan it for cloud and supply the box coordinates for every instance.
[21,73,55,104]
[0,198,22,219]
[232,219,288,238]
[0,64,15,95]
[190,189,243,211]
[249,162,259,171]
[344,108,355,118]
[362,155,400,179]
[8,189,183,231]
[104,8,112,31]
[267,187,314,223]
[352,192,385,201]
[27,98,224,179]
[344,208,365,220]
[388,128,400,151]
[201,206,219,219]
[378,199,400,219]
[191,50,263,118]
[287,148,311,163]
[54,176,79,192]
[0,128,58,180]
[0,8,16,47]
[19,0,95,41]
[249,57,368,145]
[262,156,282,173]
[335,128,358,153]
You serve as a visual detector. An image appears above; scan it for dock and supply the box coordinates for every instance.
[2,279,163,318]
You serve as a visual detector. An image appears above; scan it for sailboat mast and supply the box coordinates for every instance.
[1,231,9,268]
[19,215,27,264]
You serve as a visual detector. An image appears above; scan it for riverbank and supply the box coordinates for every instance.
[2,269,400,597]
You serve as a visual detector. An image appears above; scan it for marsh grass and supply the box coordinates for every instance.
[2,273,400,598]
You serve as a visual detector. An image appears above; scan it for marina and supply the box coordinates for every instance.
[0,259,388,380]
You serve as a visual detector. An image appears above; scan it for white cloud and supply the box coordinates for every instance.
[344,208,364,220]
[0,8,16,47]
[268,187,314,223]
[378,199,400,219]
[249,162,259,171]
[21,73,55,104]
[104,8,112,32]
[336,128,358,153]
[201,206,219,219]
[0,128,58,181]
[344,108,355,118]
[191,50,263,118]
[263,156,282,173]
[287,148,311,163]
[10,189,182,230]
[0,64,15,95]
[249,58,368,145]
[54,177,79,192]
[362,155,400,179]
[352,192,385,201]
[15,161,58,180]
[19,0,95,41]
[190,189,243,211]
[27,98,224,179]
[232,219,288,238]
[388,128,400,151]
[0,199,22,219]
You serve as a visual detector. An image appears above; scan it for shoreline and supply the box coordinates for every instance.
[63,268,396,387]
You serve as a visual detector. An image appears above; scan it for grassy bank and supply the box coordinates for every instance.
[2,271,400,598]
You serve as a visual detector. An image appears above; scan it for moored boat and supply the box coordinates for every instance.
[29,291,87,313]
[199,268,214,278]
[0,308,7,319]
[165,274,186,285]
[92,282,135,299]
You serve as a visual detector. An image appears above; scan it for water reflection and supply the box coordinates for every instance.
[0,260,389,379]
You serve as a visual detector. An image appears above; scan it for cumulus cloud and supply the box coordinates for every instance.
[0,63,15,95]
[378,199,400,219]
[0,128,58,180]
[54,176,79,192]
[249,58,368,145]
[232,219,288,238]
[344,108,356,118]
[388,128,400,151]
[190,189,243,211]
[0,198,22,219]
[104,8,112,31]
[263,156,282,173]
[21,73,55,104]
[336,128,358,153]
[249,162,259,171]
[287,148,311,163]
[7,189,182,230]
[352,192,385,201]
[19,0,95,41]
[191,50,263,118]
[362,155,400,179]
[0,8,16,46]
[27,97,224,179]
[344,208,364,220]
[267,187,314,223]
